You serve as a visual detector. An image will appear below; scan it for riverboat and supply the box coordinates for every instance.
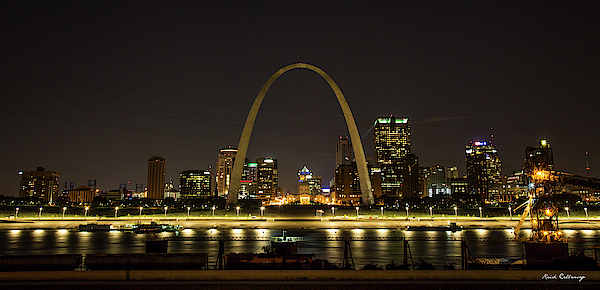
[405,222,462,232]
[131,222,182,233]
[78,223,112,231]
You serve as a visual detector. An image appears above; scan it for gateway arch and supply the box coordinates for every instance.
[227,63,374,206]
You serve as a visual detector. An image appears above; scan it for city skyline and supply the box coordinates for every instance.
[1,2,598,196]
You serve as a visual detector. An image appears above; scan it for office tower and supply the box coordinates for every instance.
[180,170,213,199]
[447,166,459,179]
[297,165,322,197]
[336,136,353,167]
[374,114,419,199]
[19,167,62,204]
[216,146,237,197]
[147,156,166,200]
[256,157,278,200]
[465,140,501,202]
[334,162,361,205]
[421,164,450,198]
[66,186,95,204]
[374,115,410,163]
[164,179,180,200]
[240,160,257,199]
[298,165,312,196]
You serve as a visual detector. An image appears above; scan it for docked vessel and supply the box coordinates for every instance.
[78,223,112,231]
[405,222,462,232]
[131,222,182,233]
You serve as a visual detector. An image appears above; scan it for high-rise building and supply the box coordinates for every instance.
[465,140,501,202]
[334,163,361,205]
[336,136,353,167]
[447,166,459,179]
[256,157,278,201]
[298,165,312,196]
[19,167,62,204]
[374,115,410,163]
[147,156,166,200]
[164,179,180,200]
[297,165,322,197]
[420,164,451,198]
[66,186,95,204]
[216,146,237,197]
[374,115,419,199]
[240,160,258,199]
[180,170,213,199]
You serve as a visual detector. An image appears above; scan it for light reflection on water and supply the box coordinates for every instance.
[0,228,598,269]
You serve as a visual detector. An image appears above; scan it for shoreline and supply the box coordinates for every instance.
[0,269,598,282]
[2,217,600,231]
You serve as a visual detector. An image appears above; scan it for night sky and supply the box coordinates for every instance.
[1,1,598,196]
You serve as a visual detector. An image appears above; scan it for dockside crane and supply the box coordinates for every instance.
[514,139,566,243]
[515,140,600,243]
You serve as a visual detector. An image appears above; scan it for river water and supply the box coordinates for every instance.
[1,228,599,269]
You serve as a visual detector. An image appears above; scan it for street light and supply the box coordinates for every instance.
[508,205,512,221]
[187,206,191,221]
[454,206,458,220]
[164,206,168,219]
[355,206,359,219]
[139,206,143,220]
[212,205,216,219]
[405,206,409,218]
[479,207,482,219]
[84,206,89,221]
[15,207,19,219]
[62,207,67,221]
[331,207,335,219]
[429,206,433,218]
[565,207,570,220]
[236,206,240,220]
[380,207,384,218]
[260,206,265,217]
[114,207,119,218]
[39,207,43,221]
[584,207,589,221]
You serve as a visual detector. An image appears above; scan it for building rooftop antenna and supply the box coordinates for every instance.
[586,151,591,176]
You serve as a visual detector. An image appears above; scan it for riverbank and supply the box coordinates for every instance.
[1,217,600,231]
[0,269,598,282]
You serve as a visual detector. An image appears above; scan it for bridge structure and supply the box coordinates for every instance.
[227,63,374,206]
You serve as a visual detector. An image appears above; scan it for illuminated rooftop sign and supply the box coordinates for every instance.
[473,141,488,146]
[377,117,408,124]
[247,163,257,167]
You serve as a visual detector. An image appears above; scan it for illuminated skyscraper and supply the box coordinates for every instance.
[336,136,353,167]
[334,162,361,205]
[256,157,277,200]
[465,140,501,202]
[147,156,166,200]
[421,164,451,198]
[216,146,237,197]
[374,115,410,163]
[298,165,322,197]
[19,167,62,204]
[374,115,419,199]
[180,170,213,199]
[240,160,257,199]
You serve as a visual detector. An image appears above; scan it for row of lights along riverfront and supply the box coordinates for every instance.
[10,205,592,221]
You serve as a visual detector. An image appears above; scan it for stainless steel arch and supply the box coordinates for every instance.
[227,63,374,206]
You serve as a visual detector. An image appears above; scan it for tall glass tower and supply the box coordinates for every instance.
[374,114,419,199]
[147,156,166,200]
[465,140,501,202]
[216,146,237,197]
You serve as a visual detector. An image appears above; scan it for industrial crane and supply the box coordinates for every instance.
[515,140,600,243]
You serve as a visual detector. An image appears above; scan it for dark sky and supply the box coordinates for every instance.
[1,1,598,196]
